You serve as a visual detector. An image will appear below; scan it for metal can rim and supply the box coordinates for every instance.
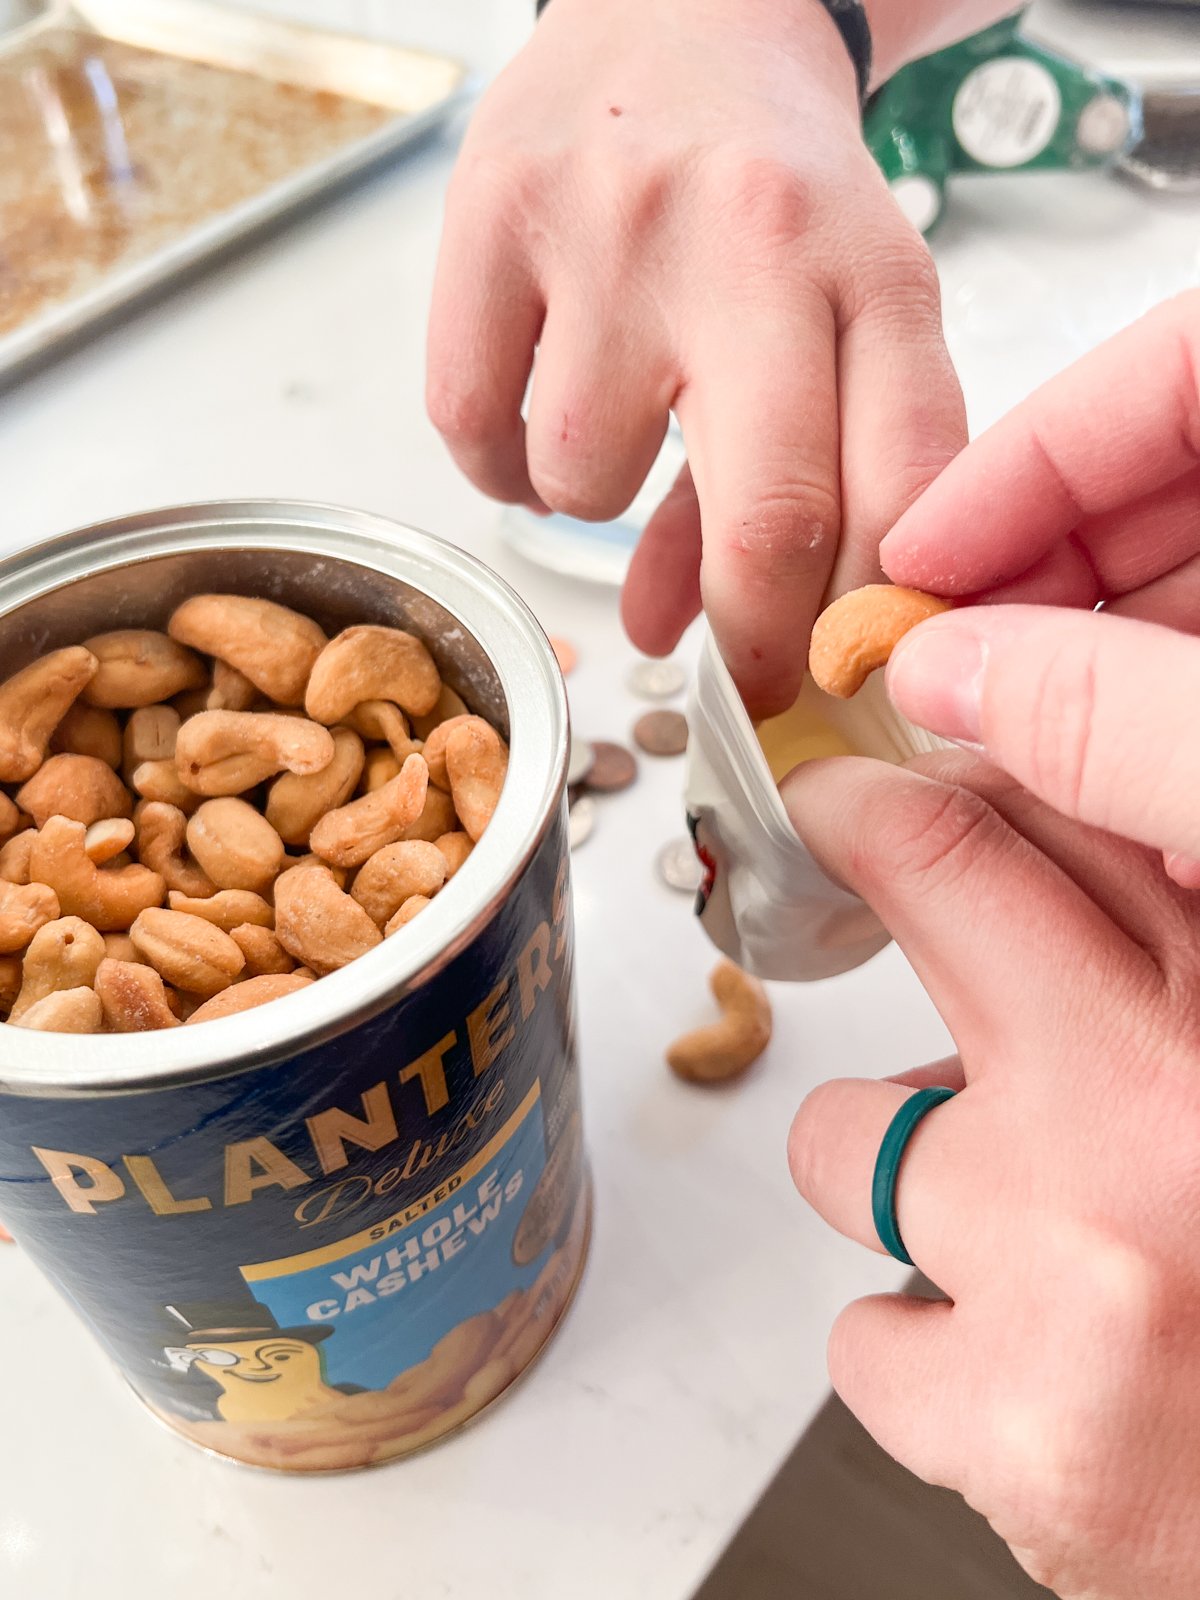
[0,499,567,1097]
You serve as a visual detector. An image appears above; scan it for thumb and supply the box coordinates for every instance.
[885,605,1200,859]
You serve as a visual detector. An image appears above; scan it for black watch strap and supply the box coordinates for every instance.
[535,0,872,106]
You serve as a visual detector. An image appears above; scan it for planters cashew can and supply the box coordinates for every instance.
[684,630,946,981]
[0,502,589,1472]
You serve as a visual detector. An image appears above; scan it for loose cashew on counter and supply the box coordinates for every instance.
[667,961,773,1085]
[808,584,952,699]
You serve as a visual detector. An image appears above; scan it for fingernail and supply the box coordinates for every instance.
[886,622,986,745]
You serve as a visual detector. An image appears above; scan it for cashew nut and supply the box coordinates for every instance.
[0,878,60,953]
[16,753,133,829]
[85,818,136,865]
[352,840,446,927]
[445,720,508,842]
[0,793,20,845]
[129,908,245,997]
[230,923,294,977]
[30,815,164,932]
[122,705,180,784]
[421,714,488,791]
[168,888,273,931]
[206,660,258,712]
[175,711,334,796]
[135,802,216,898]
[274,864,382,974]
[305,625,441,723]
[434,831,474,880]
[0,646,98,782]
[397,785,457,845]
[11,986,103,1033]
[346,701,422,761]
[284,854,350,889]
[808,584,952,699]
[51,702,122,769]
[168,594,328,706]
[103,931,146,964]
[308,753,429,868]
[265,726,364,846]
[361,747,401,793]
[94,957,180,1031]
[10,916,106,1021]
[0,830,34,885]
[184,971,314,1025]
[186,799,284,894]
[412,684,469,741]
[385,896,431,936]
[81,630,207,708]
[0,955,21,1012]
[666,960,772,1084]
[131,758,200,813]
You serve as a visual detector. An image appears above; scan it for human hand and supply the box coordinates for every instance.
[783,746,1200,1600]
[427,0,967,716]
[878,291,1200,883]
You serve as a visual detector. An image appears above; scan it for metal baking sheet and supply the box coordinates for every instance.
[0,0,468,380]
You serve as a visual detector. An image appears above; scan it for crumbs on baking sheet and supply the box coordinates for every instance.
[0,28,392,337]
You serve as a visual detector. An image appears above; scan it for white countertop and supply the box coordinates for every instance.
[1,3,1197,1596]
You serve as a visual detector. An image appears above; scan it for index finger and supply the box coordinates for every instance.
[880,290,1200,596]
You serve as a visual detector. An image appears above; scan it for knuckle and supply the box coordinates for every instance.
[721,488,841,584]
[1018,638,1101,821]
[702,148,816,260]
[426,376,506,452]
[844,229,942,326]
[851,780,1005,895]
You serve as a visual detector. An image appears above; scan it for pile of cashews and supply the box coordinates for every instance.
[0,595,507,1033]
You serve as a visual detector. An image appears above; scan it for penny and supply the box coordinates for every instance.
[633,709,689,756]
[656,837,703,894]
[627,658,686,701]
[584,740,638,793]
[568,796,596,849]
[549,635,578,675]
[567,735,594,788]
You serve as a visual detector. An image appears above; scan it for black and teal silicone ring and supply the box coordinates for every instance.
[871,1086,957,1266]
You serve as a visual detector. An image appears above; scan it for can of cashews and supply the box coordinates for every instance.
[0,501,589,1472]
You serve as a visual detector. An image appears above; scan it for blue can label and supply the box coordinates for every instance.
[0,808,587,1471]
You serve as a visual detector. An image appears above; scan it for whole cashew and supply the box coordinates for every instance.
[0,830,34,885]
[131,758,200,813]
[0,646,98,782]
[0,878,60,953]
[361,748,401,793]
[168,888,273,930]
[309,753,429,868]
[412,684,469,741]
[445,720,508,842]
[85,818,136,865]
[185,971,314,1025]
[175,711,334,796]
[305,625,441,723]
[122,705,180,784]
[274,863,381,974]
[51,702,122,769]
[11,986,103,1032]
[186,799,285,894]
[352,840,446,926]
[385,895,431,936]
[16,753,133,828]
[30,815,164,932]
[346,701,422,761]
[10,916,106,1021]
[285,854,350,889]
[434,831,474,879]
[666,961,772,1084]
[265,726,364,846]
[206,660,257,712]
[230,923,294,977]
[808,585,952,699]
[135,802,216,898]
[421,714,477,790]
[81,630,207,708]
[94,957,180,1031]
[129,908,245,997]
[168,594,328,706]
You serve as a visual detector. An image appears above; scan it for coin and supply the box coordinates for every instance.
[584,740,638,793]
[633,709,689,756]
[567,735,594,787]
[569,796,596,849]
[627,658,686,701]
[550,635,578,675]
[656,837,703,894]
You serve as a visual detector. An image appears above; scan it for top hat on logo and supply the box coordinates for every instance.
[165,1300,333,1346]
